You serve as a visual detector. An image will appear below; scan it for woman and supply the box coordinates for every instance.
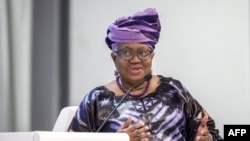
[70,8,223,141]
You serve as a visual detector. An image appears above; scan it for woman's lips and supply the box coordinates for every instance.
[129,68,142,75]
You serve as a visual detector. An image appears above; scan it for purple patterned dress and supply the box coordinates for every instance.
[71,75,223,141]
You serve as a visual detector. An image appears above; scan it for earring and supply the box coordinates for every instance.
[114,70,119,77]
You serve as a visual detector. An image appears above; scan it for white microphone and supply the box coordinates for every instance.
[96,74,152,132]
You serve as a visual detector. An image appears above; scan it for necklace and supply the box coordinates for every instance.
[116,76,150,97]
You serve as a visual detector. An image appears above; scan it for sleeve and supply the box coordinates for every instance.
[70,90,98,132]
[170,79,224,141]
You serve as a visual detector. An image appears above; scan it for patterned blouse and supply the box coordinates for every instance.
[71,75,223,141]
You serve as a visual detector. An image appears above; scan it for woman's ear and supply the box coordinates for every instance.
[151,52,155,59]
[111,52,116,62]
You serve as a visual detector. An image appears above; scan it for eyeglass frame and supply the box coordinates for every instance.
[114,49,153,60]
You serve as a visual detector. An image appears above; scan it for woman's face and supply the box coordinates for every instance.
[111,43,154,84]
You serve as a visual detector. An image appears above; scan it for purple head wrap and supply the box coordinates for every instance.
[105,8,161,50]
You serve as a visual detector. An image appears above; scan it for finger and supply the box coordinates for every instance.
[134,121,146,129]
[200,114,208,128]
[118,117,133,132]
[130,129,140,137]
[130,136,140,141]
[197,115,209,136]
[126,121,145,133]
[121,116,133,129]
[137,125,149,133]
[194,135,206,141]
[140,132,151,138]
[129,124,148,138]
[194,135,202,141]
[194,134,210,141]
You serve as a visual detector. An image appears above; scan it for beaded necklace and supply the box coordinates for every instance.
[116,76,150,97]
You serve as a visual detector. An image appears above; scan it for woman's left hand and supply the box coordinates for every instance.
[194,114,213,141]
[117,116,151,141]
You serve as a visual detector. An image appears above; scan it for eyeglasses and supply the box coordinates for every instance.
[115,50,153,60]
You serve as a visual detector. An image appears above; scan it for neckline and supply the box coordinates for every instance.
[116,76,150,97]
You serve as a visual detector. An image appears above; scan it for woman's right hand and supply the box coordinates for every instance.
[117,117,151,141]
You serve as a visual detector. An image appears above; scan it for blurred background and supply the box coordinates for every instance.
[1,0,250,138]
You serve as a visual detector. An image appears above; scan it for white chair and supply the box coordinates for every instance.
[0,106,130,141]
[52,106,78,132]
